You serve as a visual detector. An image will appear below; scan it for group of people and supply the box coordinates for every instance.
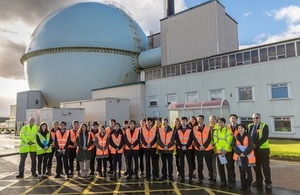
[16,112,272,191]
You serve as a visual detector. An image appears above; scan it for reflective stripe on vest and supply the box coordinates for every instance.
[233,135,256,164]
[36,132,52,155]
[177,128,193,150]
[96,133,109,156]
[142,127,157,148]
[125,128,139,150]
[56,130,70,150]
[158,127,174,151]
[110,133,124,154]
[193,125,213,151]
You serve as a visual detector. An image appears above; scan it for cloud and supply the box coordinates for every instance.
[240,5,300,49]
[243,12,252,17]
[0,96,15,117]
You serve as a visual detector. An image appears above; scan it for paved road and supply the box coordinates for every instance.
[0,134,299,194]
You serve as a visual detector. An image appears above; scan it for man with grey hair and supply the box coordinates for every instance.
[16,117,38,178]
[248,113,272,190]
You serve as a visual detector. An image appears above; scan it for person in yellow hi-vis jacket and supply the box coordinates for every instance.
[36,122,53,179]
[213,117,234,188]
[16,117,38,178]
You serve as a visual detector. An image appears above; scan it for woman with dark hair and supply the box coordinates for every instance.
[36,122,52,179]
[109,123,125,179]
[189,116,198,179]
[76,123,94,177]
[173,118,181,178]
[95,125,109,177]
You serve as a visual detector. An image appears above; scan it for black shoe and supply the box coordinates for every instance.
[228,182,233,188]
[118,172,121,178]
[265,184,272,190]
[32,173,38,177]
[90,172,94,176]
[45,172,51,176]
[107,170,113,174]
[169,177,174,181]
[188,179,193,184]
[145,177,151,181]
[197,179,202,184]
[252,181,263,188]
[16,174,24,178]
[126,175,132,179]
[103,173,107,177]
[135,175,139,179]
[245,187,251,191]
[220,182,227,187]
[153,177,159,181]
[54,175,62,178]
[159,177,166,181]
[124,171,128,176]
[208,180,215,186]
[179,178,185,183]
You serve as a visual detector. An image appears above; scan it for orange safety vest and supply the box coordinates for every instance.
[158,127,174,151]
[105,127,112,136]
[193,125,213,151]
[227,124,239,136]
[69,129,77,148]
[96,133,109,156]
[76,132,93,152]
[109,133,124,154]
[233,135,256,164]
[56,130,70,150]
[141,126,157,149]
[125,128,140,150]
[89,132,97,150]
[177,128,193,150]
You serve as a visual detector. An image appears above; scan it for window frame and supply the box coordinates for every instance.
[148,95,158,107]
[270,116,294,134]
[166,93,177,106]
[208,88,225,101]
[236,86,255,102]
[268,83,292,100]
[186,91,199,102]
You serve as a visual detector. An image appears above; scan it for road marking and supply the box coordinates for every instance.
[19,178,48,195]
[171,182,182,194]
[51,178,73,195]
[82,175,98,195]
[144,179,150,195]
[113,180,121,195]
[205,188,216,195]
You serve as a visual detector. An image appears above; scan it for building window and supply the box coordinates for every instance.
[186,91,199,102]
[286,42,296,57]
[149,95,158,107]
[240,117,253,127]
[166,94,177,105]
[273,117,292,132]
[209,89,224,100]
[269,83,291,99]
[237,86,254,101]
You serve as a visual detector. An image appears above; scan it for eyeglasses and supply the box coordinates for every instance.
[253,117,260,119]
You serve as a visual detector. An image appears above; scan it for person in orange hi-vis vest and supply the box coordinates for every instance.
[227,114,239,183]
[193,115,215,186]
[141,117,159,181]
[95,125,109,177]
[54,121,71,179]
[90,121,99,176]
[175,116,194,184]
[157,118,175,181]
[124,120,140,179]
[188,116,197,180]
[109,123,125,179]
[106,118,116,174]
[122,120,129,176]
[69,120,79,176]
[46,121,59,176]
[232,124,255,191]
[76,123,94,178]
[173,118,181,178]
[138,118,146,176]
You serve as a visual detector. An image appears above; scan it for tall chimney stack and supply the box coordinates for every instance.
[167,0,174,17]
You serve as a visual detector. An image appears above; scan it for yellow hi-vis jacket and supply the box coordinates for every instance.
[213,126,233,154]
[19,124,38,153]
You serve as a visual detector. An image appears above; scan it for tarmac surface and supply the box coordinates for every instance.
[0,134,299,195]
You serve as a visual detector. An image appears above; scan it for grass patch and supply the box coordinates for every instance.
[269,139,300,159]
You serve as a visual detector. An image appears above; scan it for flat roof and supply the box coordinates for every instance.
[92,81,145,91]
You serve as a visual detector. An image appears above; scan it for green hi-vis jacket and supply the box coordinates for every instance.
[19,124,38,153]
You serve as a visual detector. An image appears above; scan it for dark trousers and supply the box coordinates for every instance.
[139,148,144,173]
[90,148,97,174]
[97,158,108,174]
[239,166,253,188]
[37,153,50,175]
[56,154,69,175]
[160,152,173,179]
[125,151,139,176]
[217,152,234,183]
[175,153,180,173]
[68,148,77,174]
[177,149,193,180]
[195,150,213,180]
[228,151,236,181]
[47,148,55,173]
[19,152,36,175]
[254,150,272,185]
[143,148,159,179]
[112,153,122,173]
[108,151,113,172]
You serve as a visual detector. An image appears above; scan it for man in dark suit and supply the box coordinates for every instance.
[248,113,272,190]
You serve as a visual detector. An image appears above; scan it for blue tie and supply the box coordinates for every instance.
[251,125,257,137]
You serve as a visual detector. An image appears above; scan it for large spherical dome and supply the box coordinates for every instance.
[21,2,147,106]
